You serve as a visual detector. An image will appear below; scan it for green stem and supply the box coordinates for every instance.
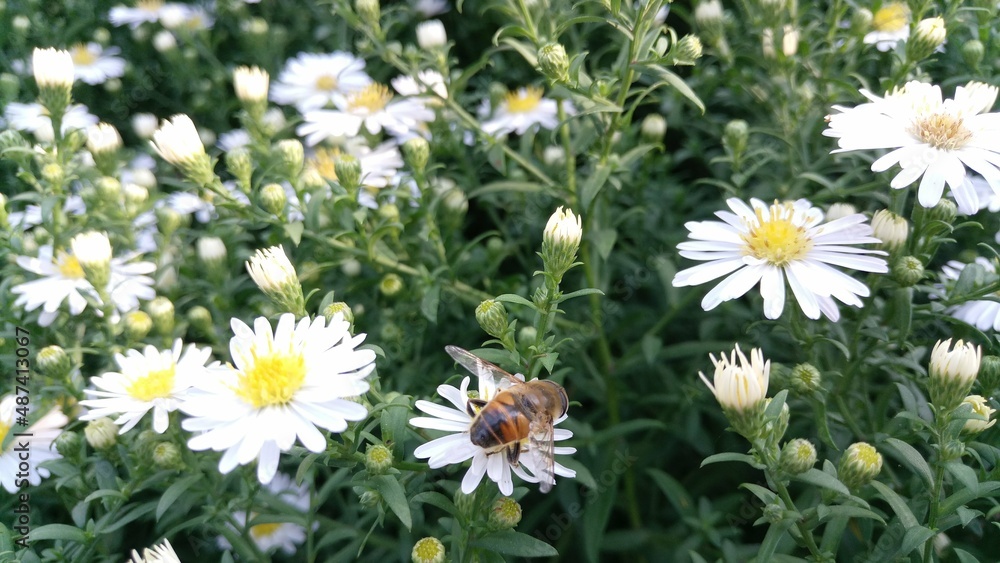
[773,479,824,559]
[923,411,948,563]
[559,102,577,202]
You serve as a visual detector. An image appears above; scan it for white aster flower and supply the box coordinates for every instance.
[824,81,1000,209]
[672,198,888,321]
[128,539,181,563]
[1,397,67,493]
[8,194,86,229]
[307,141,404,200]
[13,245,97,326]
[179,313,376,484]
[69,42,126,85]
[416,19,447,49]
[391,70,448,100]
[234,65,270,104]
[410,372,576,496]
[941,258,1000,331]
[109,0,169,28]
[79,340,215,434]
[863,2,910,51]
[699,344,769,413]
[482,87,571,137]
[160,191,215,222]
[4,102,99,141]
[270,51,372,112]
[217,472,309,555]
[32,47,75,89]
[87,122,123,155]
[217,129,251,152]
[297,83,435,145]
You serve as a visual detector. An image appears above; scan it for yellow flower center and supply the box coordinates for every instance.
[126,366,176,402]
[70,44,97,66]
[505,87,544,113]
[872,3,909,32]
[348,83,392,113]
[0,420,10,448]
[309,147,343,181]
[57,252,85,279]
[234,345,306,408]
[909,113,972,151]
[137,0,163,12]
[741,202,814,267]
[315,74,338,92]
[250,522,282,539]
[853,443,881,467]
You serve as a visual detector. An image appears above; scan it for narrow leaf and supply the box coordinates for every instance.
[882,438,934,488]
[471,530,558,557]
[372,475,412,530]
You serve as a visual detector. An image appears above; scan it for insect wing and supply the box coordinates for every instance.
[444,345,521,386]
[528,413,557,493]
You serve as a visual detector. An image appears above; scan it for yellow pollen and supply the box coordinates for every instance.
[315,74,338,92]
[309,147,343,181]
[348,83,392,113]
[250,522,282,539]
[234,345,306,408]
[505,87,544,113]
[910,113,972,151]
[137,0,163,11]
[70,44,97,66]
[741,202,814,267]
[126,366,176,402]
[0,420,10,447]
[57,252,85,279]
[872,3,909,32]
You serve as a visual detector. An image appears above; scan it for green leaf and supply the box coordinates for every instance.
[471,181,545,198]
[647,468,693,516]
[156,475,201,520]
[954,548,982,563]
[764,390,788,420]
[557,288,605,302]
[792,468,850,496]
[592,228,618,260]
[284,221,304,245]
[471,530,558,557]
[700,452,756,467]
[640,334,661,365]
[495,293,535,308]
[871,481,919,528]
[635,64,706,114]
[96,503,155,534]
[581,164,612,210]
[755,520,793,563]
[740,483,777,505]
[410,491,458,517]
[946,461,978,491]
[27,524,87,543]
[420,283,441,323]
[372,475,411,530]
[882,438,934,488]
[380,394,411,460]
[815,505,885,525]
[82,490,126,504]
[941,481,1000,514]
[898,526,935,557]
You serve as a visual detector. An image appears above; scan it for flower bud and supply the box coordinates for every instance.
[33,47,74,119]
[147,296,176,336]
[87,122,122,174]
[233,65,269,107]
[225,146,254,191]
[723,119,749,161]
[132,113,159,139]
[359,490,381,508]
[335,155,362,192]
[789,363,822,395]
[155,206,184,236]
[518,325,537,345]
[197,236,227,277]
[152,442,183,469]
[838,442,883,490]
[341,258,363,277]
[762,502,785,524]
[37,345,72,378]
[929,338,981,411]
[246,245,305,315]
[475,299,509,339]
[123,184,149,215]
[907,17,946,63]
[186,306,213,336]
[892,256,924,287]
[672,34,703,65]
[780,438,817,475]
[0,193,7,228]
[541,206,583,282]
[323,301,355,325]
[259,182,287,215]
[488,497,522,530]
[41,163,64,186]
[978,355,1000,395]
[851,8,874,34]
[416,19,447,50]
[871,209,908,251]
[700,344,770,439]
[379,273,404,296]
[276,139,304,179]
[694,0,725,43]
[153,30,176,52]
[85,417,118,449]
[537,42,570,82]
[942,439,965,461]
[402,137,430,174]
[124,311,153,341]
[961,395,996,434]
[365,444,393,474]
[542,146,565,166]
[71,231,113,290]
[411,537,446,563]
[356,0,380,27]
[640,114,667,142]
[152,114,215,186]
[441,187,468,216]
[962,39,985,69]
[781,25,799,56]
[54,430,82,459]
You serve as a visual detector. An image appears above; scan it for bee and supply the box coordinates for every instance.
[445,345,569,493]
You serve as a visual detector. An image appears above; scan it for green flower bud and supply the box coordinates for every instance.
[379,273,404,296]
[41,163,64,186]
[978,355,1000,395]
[488,497,522,530]
[928,339,981,411]
[780,438,817,475]
[962,40,985,69]
[335,155,362,192]
[907,17,946,63]
[723,119,749,161]
[402,137,430,173]
[37,345,72,378]
[155,206,185,236]
[379,203,400,223]
[452,488,476,518]
[259,183,287,215]
[152,442,183,469]
[838,442,883,491]
[541,206,583,282]
[518,325,537,345]
[476,299,509,339]
[225,146,254,191]
[640,114,667,142]
[942,439,965,461]
[892,256,924,287]
[961,395,996,434]
[789,363,822,395]
[323,302,355,325]
[0,192,7,227]
[356,0,380,27]
[147,296,176,336]
[63,128,88,152]
[365,444,393,474]
[442,188,468,216]
[85,417,118,450]
[124,311,153,341]
[186,306,213,335]
[54,430,82,459]
[762,502,784,524]
[927,198,958,226]
[672,34,703,65]
[537,42,570,81]
[94,176,122,206]
[412,537,446,563]
[359,490,381,508]
[851,8,874,34]
[275,139,304,180]
[341,258,363,277]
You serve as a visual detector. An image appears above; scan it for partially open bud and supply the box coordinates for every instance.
[871,209,908,251]
[928,338,981,411]
[961,395,996,434]
[33,47,74,120]
[71,231,113,291]
[488,497,522,530]
[133,113,159,140]
[541,206,583,282]
[537,42,570,82]
[87,122,122,174]
[672,34,703,65]
[700,344,770,439]
[37,345,72,379]
[412,537,445,563]
[907,17,946,62]
[356,0,381,28]
[694,0,725,43]
[826,203,857,223]
[85,417,118,450]
[780,438,817,475]
[416,19,447,50]
[233,65,269,111]
[151,114,215,186]
[335,155,362,192]
[197,236,227,280]
[838,442,883,490]
[475,299,509,340]
[246,245,305,315]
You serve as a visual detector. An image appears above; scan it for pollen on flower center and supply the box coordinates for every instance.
[741,203,814,266]
[348,83,392,113]
[310,146,342,181]
[910,113,972,150]
[872,3,909,32]
[235,346,307,408]
[314,74,338,92]
[70,44,97,66]
[251,522,282,539]
[505,87,543,113]
[127,367,176,401]
[57,252,85,279]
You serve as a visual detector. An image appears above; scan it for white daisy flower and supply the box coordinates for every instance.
[1,397,67,493]
[179,313,376,484]
[391,70,448,100]
[410,372,576,496]
[217,472,309,555]
[109,0,169,28]
[217,129,252,152]
[160,191,215,222]
[4,102,99,142]
[824,81,1000,209]
[79,340,215,434]
[862,2,910,51]
[671,198,888,322]
[307,141,404,193]
[270,52,372,112]
[69,42,126,85]
[297,83,435,146]
[8,194,86,229]
[128,539,181,563]
[482,86,571,137]
[941,258,1000,331]
[412,0,449,17]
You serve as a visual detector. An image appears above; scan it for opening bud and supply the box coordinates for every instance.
[488,497,523,530]
[961,395,996,434]
[37,345,72,378]
[780,438,817,475]
[838,442,883,490]
[537,42,570,82]
[85,417,118,450]
[475,299,509,340]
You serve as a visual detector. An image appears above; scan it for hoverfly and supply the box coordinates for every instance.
[445,345,569,493]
